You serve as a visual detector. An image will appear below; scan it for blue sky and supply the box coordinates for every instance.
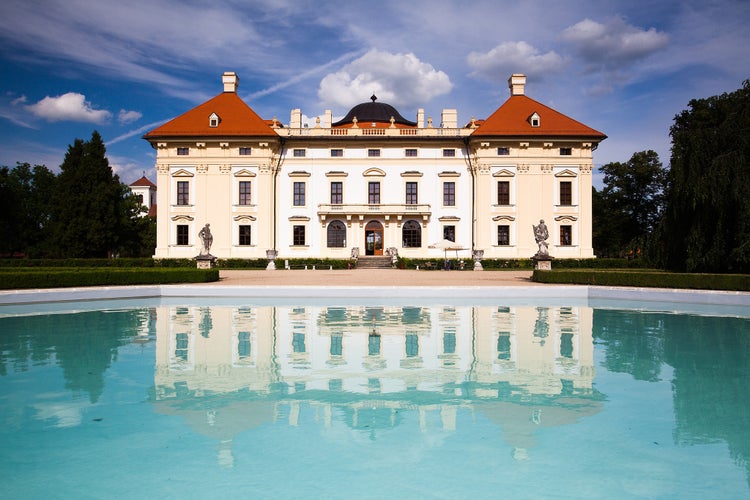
[1,0,748,187]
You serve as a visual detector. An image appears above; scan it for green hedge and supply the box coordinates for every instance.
[0,258,196,268]
[532,269,750,291]
[0,267,219,289]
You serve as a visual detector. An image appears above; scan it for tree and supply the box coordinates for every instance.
[0,162,56,257]
[48,131,132,258]
[653,80,750,272]
[593,150,667,258]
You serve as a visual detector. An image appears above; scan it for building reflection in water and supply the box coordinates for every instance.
[152,304,601,466]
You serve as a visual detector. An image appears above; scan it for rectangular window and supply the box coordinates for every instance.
[560,181,572,206]
[239,181,251,205]
[177,181,189,206]
[293,149,306,157]
[497,225,510,246]
[497,181,510,205]
[176,147,189,156]
[497,147,510,155]
[443,181,455,206]
[368,182,380,204]
[560,147,572,156]
[442,148,456,157]
[405,182,418,205]
[405,148,418,157]
[239,147,252,156]
[238,331,251,359]
[330,148,343,157]
[443,225,455,242]
[293,182,305,206]
[175,332,189,361]
[239,225,251,246]
[497,333,511,360]
[443,329,456,354]
[368,149,381,157]
[293,225,306,246]
[560,225,572,246]
[177,225,189,245]
[330,182,342,204]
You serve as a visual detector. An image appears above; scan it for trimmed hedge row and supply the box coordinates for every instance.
[397,257,649,271]
[217,258,355,270]
[532,269,750,291]
[0,258,195,268]
[0,268,219,289]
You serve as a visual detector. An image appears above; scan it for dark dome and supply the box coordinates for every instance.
[332,94,417,127]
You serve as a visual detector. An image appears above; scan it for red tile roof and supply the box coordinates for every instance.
[472,95,606,140]
[143,92,277,139]
[129,175,156,188]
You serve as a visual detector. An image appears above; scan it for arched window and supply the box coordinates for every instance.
[327,220,347,248]
[402,220,421,248]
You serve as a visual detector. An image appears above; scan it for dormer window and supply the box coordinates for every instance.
[209,112,220,128]
[529,112,540,128]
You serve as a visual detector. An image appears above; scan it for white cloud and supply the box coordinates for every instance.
[317,49,452,109]
[562,17,669,70]
[467,41,565,82]
[118,109,142,124]
[26,93,111,124]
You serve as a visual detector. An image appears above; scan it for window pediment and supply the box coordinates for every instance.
[438,171,460,177]
[492,215,516,221]
[234,169,257,177]
[288,171,311,177]
[400,171,423,177]
[363,168,386,177]
[172,169,194,177]
[326,171,349,177]
[492,169,516,177]
[554,215,578,222]
[289,216,310,222]
[554,169,578,178]
[233,215,257,222]
[171,215,194,221]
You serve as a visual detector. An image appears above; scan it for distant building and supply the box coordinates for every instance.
[129,175,157,217]
[143,72,605,260]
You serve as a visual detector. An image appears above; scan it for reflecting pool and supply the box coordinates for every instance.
[1,300,748,498]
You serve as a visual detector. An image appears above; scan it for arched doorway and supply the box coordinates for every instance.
[365,220,384,255]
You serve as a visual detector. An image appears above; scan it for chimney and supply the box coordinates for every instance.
[508,73,526,96]
[440,109,458,128]
[222,72,239,93]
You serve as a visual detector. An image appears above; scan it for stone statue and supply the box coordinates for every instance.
[198,223,213,256]
[350,247,359,260]
[387,247,399,267]
[533,219,549,257]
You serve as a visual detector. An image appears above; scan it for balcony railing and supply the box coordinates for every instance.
[281,127,471,138]
[318,203,431,219]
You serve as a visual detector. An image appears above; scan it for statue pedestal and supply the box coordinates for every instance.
[195,254,216,269]
[532,255,553,270]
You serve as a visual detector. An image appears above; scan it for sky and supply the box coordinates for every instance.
[1,0,748,188]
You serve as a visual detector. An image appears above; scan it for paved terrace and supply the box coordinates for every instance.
[213,269,538,287]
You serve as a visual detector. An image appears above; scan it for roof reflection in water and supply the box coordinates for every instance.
[152,304,603,466]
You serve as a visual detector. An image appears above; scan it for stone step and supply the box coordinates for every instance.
[356,256,393,269]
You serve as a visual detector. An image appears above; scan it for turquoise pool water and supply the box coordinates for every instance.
[1,298,748,498]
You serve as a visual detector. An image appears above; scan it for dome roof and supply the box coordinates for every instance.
[332,94,417,127]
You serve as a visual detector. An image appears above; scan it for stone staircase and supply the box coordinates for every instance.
[355,256,393,269]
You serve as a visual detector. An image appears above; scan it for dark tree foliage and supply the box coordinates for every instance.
[653,80,750,272]
[48,131,133,258]
[593,150,667,258]
[0,162,56,257]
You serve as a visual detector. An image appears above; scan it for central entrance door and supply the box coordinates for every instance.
[365,220,384,255]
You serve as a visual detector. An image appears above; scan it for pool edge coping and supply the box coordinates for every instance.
[0,284,748,307]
